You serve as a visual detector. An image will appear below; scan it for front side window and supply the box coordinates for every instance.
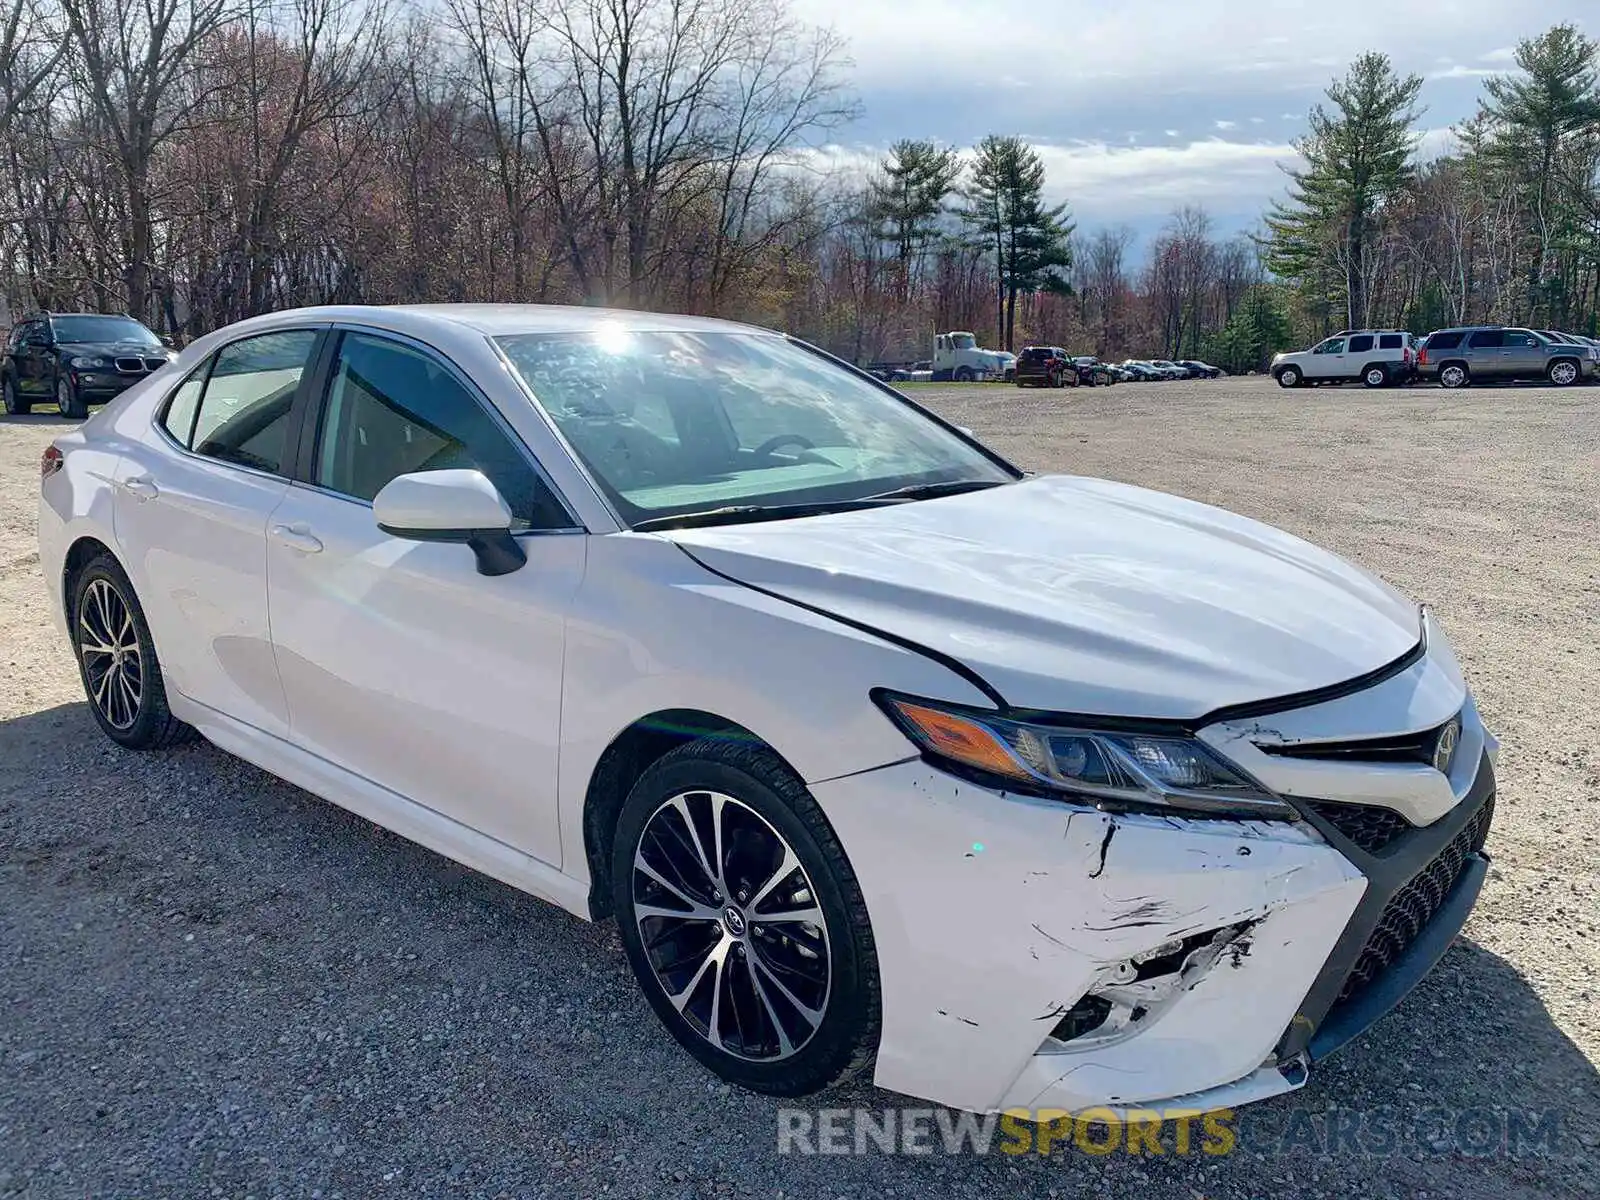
[1315,339,1346,355]
[497,329,1015,525]
[314,331,567,531]
[190,330,318,475]
[1506,331,1538,347]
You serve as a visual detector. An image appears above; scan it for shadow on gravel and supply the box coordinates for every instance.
[0,412,79,426]
[1,700,1595,1198]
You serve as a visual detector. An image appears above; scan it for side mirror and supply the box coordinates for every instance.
[372,468,526,576]
[160,335,175,348]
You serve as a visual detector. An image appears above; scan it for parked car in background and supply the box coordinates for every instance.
[1271,331,1418,389]
[1118,361,1164,382]
[1148,360,1190,380]
[1071,356,1117,386]
[1417,326,1599,388]
[1177,360,1223,379]
[4,312,177,418]
[1014,346,1077,388]
[39,301,1499,1117]
[932,332,1015,382]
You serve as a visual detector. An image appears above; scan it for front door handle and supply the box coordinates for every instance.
[121,475,159,500]
[269,523,324,554]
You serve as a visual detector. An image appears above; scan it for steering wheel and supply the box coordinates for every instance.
[751,433,816,462]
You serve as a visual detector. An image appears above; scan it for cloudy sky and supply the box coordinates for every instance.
[791,0,1588,245]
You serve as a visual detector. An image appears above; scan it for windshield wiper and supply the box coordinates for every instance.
[630,479,1009,533]
[630,500,887,532]
[859,478,1009,502]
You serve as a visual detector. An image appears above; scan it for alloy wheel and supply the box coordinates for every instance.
[632,789,831,1062]
[78,578,143,729]
[1440,365,1467,388]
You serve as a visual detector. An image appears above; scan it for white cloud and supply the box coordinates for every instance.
[1428,64,1511,80]
[795,137,1299,221]
[1164,129,1180,137]
[1215,119,1238,130]
[1480,46,1518,63]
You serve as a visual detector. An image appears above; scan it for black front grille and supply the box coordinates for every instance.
[1259,715,1458,767]
[143,356,167,371]
[114,357,147,373]
[1305,799,1413,853]
[1336,795,1494,1003]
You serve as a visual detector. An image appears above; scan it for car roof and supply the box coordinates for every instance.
[207,303,775,339]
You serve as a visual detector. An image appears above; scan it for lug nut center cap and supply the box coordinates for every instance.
[721,905,747,938]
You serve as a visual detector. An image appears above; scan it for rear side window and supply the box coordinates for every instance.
[1427,331,1463,350]
[187,330,318,475]
[160,368,207,445]
[1347,335,1374,353]
[1378,334,1402,350]
[1467,330,1504,349]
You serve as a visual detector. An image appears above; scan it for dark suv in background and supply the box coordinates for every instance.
[1014,345,1077,388]
[1418,326,1598,388]
[3,312,175,418]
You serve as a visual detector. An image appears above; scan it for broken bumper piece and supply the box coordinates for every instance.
[810,747,1494,1117]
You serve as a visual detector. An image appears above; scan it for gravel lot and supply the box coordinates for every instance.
[2,377,1597,1199]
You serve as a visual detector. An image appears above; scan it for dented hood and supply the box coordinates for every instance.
[666,475,1421,719]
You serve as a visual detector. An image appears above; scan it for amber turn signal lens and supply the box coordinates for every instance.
[886,699,1030,782]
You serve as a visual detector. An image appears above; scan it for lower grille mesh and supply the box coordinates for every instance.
[1307,799,1414,852]
[1336,795,1494,1004]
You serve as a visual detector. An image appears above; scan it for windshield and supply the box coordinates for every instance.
[496,329,1016,526]
[952,333,976,350]
[50,315,160,346]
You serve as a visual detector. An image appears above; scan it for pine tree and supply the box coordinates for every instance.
[962,136,1074,350]
[1264,53,1422,329]
[867,139,961,300]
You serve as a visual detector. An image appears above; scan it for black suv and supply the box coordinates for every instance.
[1014,346,1077,388]
[1417,326,1598,388]
[3,312,175,418]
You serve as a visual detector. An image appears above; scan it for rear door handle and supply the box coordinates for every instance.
[121,475,159,499]
[269,523,323,554]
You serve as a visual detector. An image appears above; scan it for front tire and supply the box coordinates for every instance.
[611,738,880,1097]
[58,375,88,419]
[70,554,196,750]
[1547,359,1580,387]
[1276,365,1302,388]
[3,375,31,415]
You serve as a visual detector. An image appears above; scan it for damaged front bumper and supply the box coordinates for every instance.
[811,741,1494,1117]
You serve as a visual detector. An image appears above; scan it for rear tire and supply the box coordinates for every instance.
[58,376,88,419]
[611,738,880,1097]
[953,366,975,383]
[1547,359,1580,387]
[1276,366,1302,388]
[1362,364,1389,388]
[70,554,198,750]
[2,376,31,415]
[1438,363,1469,389]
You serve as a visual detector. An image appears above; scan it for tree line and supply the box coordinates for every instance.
[2,2,1596,371]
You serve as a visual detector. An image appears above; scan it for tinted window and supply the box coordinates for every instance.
[1467,330,1504,349]
[315,331,566,531]
[1347,335,1374,353]
[191,330,317,475]
[1378,334,1402,349]
[159,367,208,446]
[1020,348,1049,363]
[1428,331,1463,350]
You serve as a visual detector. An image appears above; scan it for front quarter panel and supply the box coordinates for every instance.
[556,532,995,877]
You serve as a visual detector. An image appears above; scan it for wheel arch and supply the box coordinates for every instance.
[61,534,121,624]
[1547,354,1581,378]
[582,708,799,920]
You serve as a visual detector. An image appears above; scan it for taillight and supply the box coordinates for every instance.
[1417,346,1428,366]
[41,444,63,479]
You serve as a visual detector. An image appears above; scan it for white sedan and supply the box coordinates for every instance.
[37,305,1497,1115]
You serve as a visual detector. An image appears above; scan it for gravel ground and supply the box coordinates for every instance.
[2,377,1597,1199]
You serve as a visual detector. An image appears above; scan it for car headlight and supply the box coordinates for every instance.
[69,355,108,369]
[875,693,1294,819]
